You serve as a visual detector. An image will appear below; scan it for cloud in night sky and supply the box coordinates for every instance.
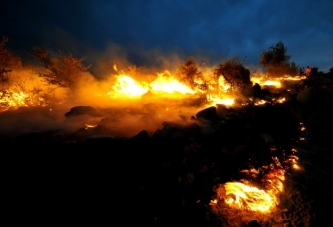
[1,0,333,74]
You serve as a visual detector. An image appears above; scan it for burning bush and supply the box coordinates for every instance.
[177,56,209,92]
[0,38,63,111]
[213,57,252,97]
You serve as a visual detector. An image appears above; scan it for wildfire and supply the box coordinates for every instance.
[275,97,286,103]
[108,75,149,98]
[281,75,306,81]
[104,68,243,107]
[263,80,282,88]
[218,76,231,92]
[218,167,285,214]
[212,143,302,220]
[251,77,281,88]
[150,74,195,94]
[106,71,198,101]
[224,182,276,213]
[0,91,28,107]
[103,70,304,108]
[254,99,268,106]
[251,74,305,89]
[0,63,307,112]
[206,95,234,106]
[0,90,47,111]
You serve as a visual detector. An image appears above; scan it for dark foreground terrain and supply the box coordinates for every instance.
[2,75,333,226]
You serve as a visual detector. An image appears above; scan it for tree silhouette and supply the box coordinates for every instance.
[33,47,91,92]
[310,67,318,77]
[259,41,298,76]
[0,36,22,82]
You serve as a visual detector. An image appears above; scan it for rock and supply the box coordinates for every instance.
[73,124,109,140]
[65,106,102,118]
[85,135,117,145]
[248,220,261,227]
[14,132,40,143]
[200,123,218,135]
[195,106,219,122]
[216,104,231,118]
[260,133,274,144]
[252,83,262,97]
[152,122,184,139]
[127,130,150,143]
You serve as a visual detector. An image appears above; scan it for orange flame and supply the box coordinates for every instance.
[0,90,47,111]
[108,75,149,98]
[206,95,234,106]
[224,182,277,213]
[150,74,195,94]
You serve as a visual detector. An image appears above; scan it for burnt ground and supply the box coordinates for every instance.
[2,75,333,226]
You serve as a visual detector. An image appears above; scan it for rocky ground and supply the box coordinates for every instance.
[2,75,333,226]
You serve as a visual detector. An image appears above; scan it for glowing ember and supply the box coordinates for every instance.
[254,100,267,106]
[85,124,97,129]
[292,163,301,170]
[210,199,218,205]
[224,182,276,213]
[275,97,286,103]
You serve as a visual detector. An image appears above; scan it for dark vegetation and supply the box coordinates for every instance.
[259,41,299,77]
[0,36,22,82]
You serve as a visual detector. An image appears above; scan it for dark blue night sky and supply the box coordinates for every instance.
[1,0,332,73]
